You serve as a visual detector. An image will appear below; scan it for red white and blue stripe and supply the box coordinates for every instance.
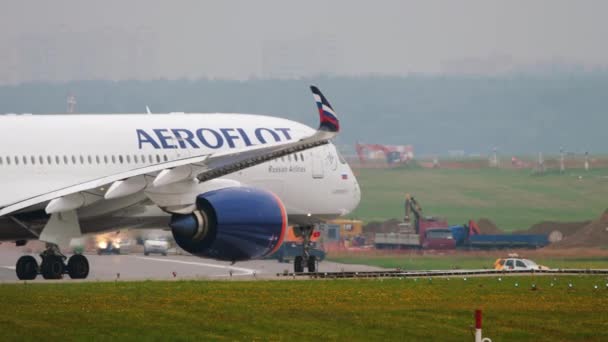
[310,86,340,132]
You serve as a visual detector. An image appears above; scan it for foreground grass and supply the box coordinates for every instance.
[1,278,607,341]
[330,255,608,270]
[349,167,608,230]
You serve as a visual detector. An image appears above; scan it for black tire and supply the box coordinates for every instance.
[307,256,317,273]
[144,251,149,256]
[16,255,38,280]
[41,256,65,280]
[67,254,89,279]
[294,256,304,273]
[162,252,167,256]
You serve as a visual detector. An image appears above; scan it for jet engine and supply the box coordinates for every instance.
[169,187,287,261]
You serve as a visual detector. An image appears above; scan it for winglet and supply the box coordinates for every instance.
[310,86,340,132]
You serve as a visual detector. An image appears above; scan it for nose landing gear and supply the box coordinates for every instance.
[292,225,319,273]
[15,244,89,280]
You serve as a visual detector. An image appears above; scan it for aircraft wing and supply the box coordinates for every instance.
[0,86,340,217]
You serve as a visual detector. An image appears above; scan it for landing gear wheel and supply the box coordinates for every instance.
[16,256,38,280]
[294,256,305,273]
[307,255,317,273]
[67,254,89,279]
[41,255,65,279]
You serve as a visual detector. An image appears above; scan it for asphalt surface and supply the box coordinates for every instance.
[0,247,385,282]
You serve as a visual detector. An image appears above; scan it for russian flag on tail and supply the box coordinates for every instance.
[310,86,340,132]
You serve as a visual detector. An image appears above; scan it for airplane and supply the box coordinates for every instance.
[0,86,360,280]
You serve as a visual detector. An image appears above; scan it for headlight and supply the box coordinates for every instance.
[98,241,108,249]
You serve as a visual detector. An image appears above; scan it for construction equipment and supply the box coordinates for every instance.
[404,193,423,233]
[355,143,413,166]
[374,194,455,250]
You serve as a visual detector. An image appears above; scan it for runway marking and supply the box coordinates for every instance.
[1,266,15,270]
[133,256,257,276]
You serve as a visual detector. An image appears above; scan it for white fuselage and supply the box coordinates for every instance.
[0,113,360,227]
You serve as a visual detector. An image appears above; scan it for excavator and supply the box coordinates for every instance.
[403,193,423,233]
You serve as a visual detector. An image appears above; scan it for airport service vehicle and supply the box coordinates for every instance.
[144,238,169,256]
[0,86,360,280]
[96,239,121,255]
[374,194,456,250]
[450,221,549,249]
[495,258,549,271]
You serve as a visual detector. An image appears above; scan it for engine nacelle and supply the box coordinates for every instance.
[169,187,287,261]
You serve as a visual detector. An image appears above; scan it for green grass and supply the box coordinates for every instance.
[349,167,608,231]
[330,255,608,270]
[1,278,607,341]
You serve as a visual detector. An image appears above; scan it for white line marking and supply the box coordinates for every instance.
[1,266,16,270]
[133,256,257,276]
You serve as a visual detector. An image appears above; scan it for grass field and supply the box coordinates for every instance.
[348,166,608,231]
[329,254,608,270]
[1,278,607,341]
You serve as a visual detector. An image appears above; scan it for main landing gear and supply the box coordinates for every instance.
[15,244,89,280]
[293,225,318,273]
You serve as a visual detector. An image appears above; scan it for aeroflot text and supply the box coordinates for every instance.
[136,127,293,149]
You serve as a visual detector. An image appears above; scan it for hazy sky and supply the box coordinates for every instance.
[1,0,607,81]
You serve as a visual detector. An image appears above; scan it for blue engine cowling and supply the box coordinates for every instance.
[169,187,287,261]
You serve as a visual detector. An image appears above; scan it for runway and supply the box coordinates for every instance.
[0,248,385,282]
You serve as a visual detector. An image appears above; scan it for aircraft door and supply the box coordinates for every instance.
[312,147,324,179]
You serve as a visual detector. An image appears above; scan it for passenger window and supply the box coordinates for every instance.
[47,156,52,165]
[119,155,124,164]
[79,155,84,164]
[88,156,92,164]
[31,156,36,164]
[15,156,19,165]
[126,155,131,163]
[0,156,3,165]
[294,154,299,161]
[149,155,153,163]
[96,156,100,164]
[300,153,304,161]
[111,155,116,164]
[516,260,526,268]
[6,157,10,165]
[63,156,68,164]
[23,156,27,165]
[71,156,76,164]
[133,155,138,163]
[163,155,168,162]
[39,156,43,164]
[156,155,160,163]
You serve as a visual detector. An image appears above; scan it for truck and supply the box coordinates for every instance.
[450,220,549,249]
[374,218,456,250]
[374,194,456,250]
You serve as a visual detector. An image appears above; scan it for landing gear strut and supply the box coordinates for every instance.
[293,225,318,273]
[15,244,89,280]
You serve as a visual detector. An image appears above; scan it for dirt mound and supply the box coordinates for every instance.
[476,218,504,234]
[517,221,589,237]
[552,209,608,248]
[363,219,403,234]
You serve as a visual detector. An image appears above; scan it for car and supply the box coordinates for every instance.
[495,258,549,271]
[144,238,169,256]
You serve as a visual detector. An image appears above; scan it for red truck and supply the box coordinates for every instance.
[374,194,456,250]
[374,217,455,250]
